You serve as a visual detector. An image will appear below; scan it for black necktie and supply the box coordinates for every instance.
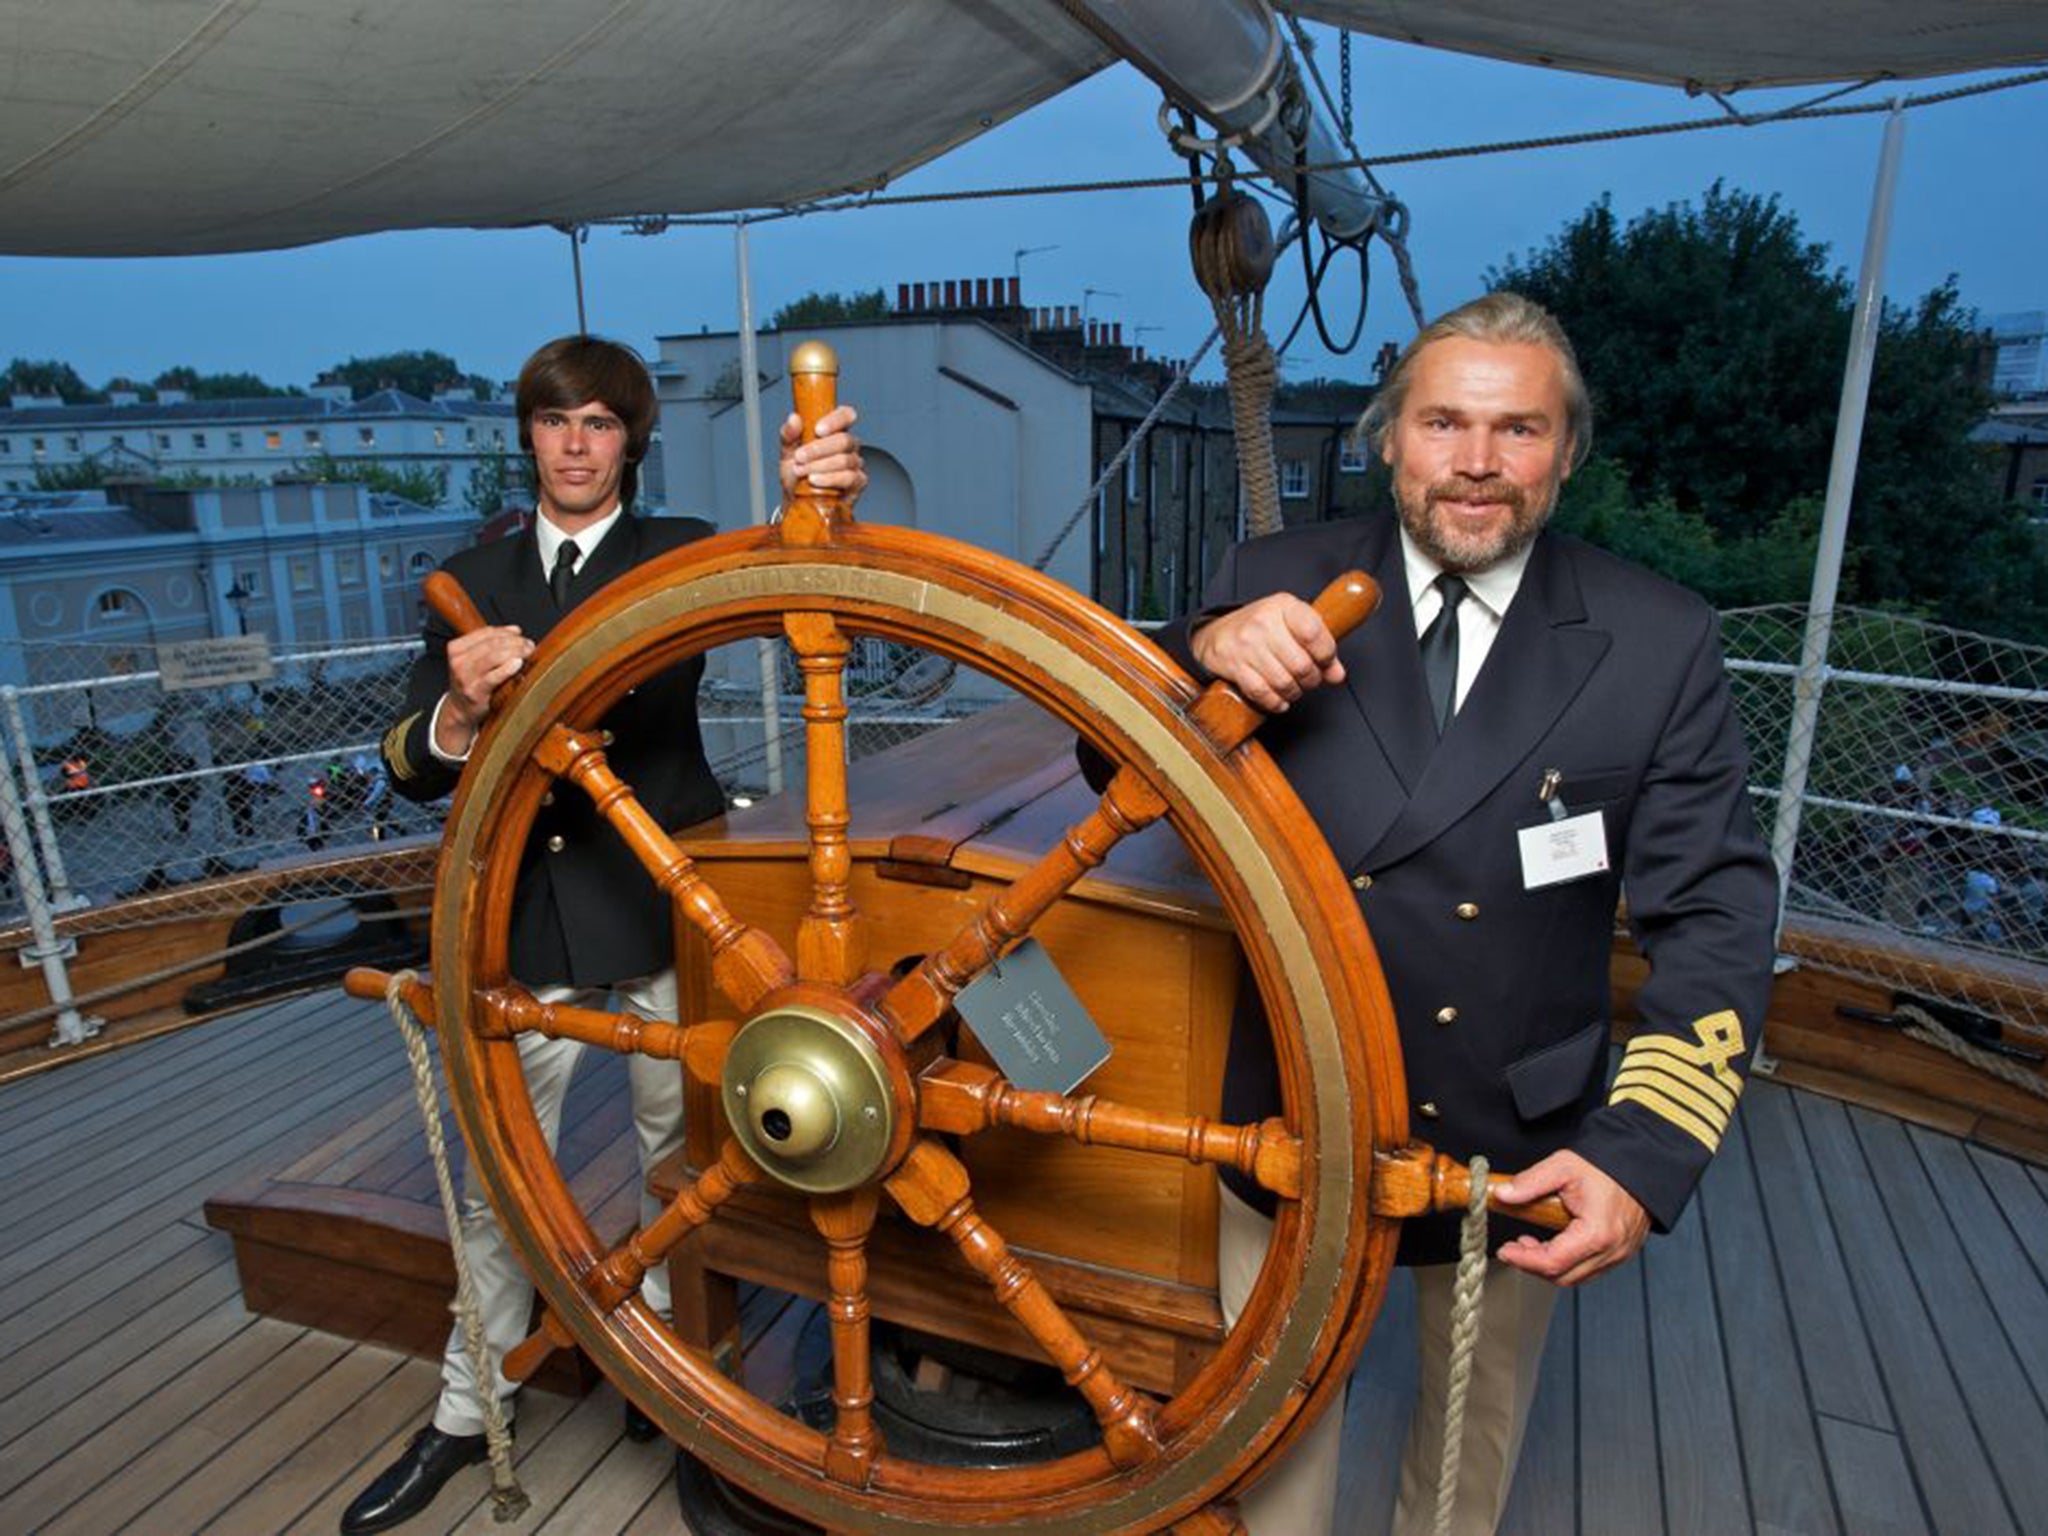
[1418,574,1468,735]
[549,539,580,610]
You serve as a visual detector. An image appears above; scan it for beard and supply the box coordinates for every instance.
[1395,473,1558,574]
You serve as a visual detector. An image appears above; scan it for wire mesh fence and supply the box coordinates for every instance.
[6,605,2048,1043]
[1724,604,2048,1037]
[0,631,1004,937]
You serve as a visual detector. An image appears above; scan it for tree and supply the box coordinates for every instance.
[464,452,533,519]
[1493,184,2041,635]
[771,289,889,330]
[293,451,449,507]
[322,350,467,401]
[3,358,103,403]
[153,365,294,399]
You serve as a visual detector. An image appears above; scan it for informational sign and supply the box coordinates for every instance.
[157,635,275,692]
[955,937,1111,1095]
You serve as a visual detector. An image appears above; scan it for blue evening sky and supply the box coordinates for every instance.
[0,31,2040,392]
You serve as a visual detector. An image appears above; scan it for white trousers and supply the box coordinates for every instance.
[1217,1185,1559,1536]
[433,969,684,1435]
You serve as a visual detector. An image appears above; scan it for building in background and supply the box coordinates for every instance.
[0,383,529,515]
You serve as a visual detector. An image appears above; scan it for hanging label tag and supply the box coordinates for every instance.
[1518,809,1610,889]
[955,938,1111,1095]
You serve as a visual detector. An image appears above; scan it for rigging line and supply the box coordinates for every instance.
[1282,15,1392,203]
[1032,325,1222,574]
[586,63,2048,230]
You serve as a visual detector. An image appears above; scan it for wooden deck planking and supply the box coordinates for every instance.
[3,993,2047,1533]
[1575,1258,1665,1535]
[1695,1109,1841,1536]
[1643,1201,1751,1536]
[1740,1082,1892,1431]
[1850,1109,2048,1532]
[1795,1092,2019,1536]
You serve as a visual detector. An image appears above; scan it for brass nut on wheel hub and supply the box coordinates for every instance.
[722,1001,895,1193]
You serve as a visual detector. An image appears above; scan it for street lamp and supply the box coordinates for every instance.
[224,574,253,635]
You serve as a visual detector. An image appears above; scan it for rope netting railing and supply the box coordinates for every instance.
[1723,603,2048,1039]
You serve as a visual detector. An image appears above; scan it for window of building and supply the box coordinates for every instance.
[358,427,376,447]
[409,551,436,576]
[433,427,448,448]
[1280,459,1310,499]
[491,428,505,448]
[265,431,283,450]
[227,431,244,450]
[31,437,46,458]
[2034,477,2048,511]
[110,434,125,449]
[191,432,208,450]
[337,551,362,585]
[96,590,136,619]
[0,438,10,453]
[1124,447,1142,503]
[155,433,172,451]
[465,427,477,446]
[379,550,397,579]
[1338,439,1370,474]
[64,435,79,452]
[237,567,263,598]
[290,557,315,593]
[304,427,323,447]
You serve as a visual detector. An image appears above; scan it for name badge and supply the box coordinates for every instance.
[1518,809,1610,889]
[955,938,1111,1095]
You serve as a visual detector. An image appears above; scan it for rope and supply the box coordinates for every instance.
[382,970,529,1523]
[1896,1002,2048,1100]
[1220,321,1283,537]
[592,68,2048,230]
[1433,1156,1492,1536]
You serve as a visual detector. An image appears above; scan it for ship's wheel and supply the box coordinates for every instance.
[360,344,1551,1533]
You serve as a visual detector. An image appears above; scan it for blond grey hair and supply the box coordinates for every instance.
[1357,292,1593,471]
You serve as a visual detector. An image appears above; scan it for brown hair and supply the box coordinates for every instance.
[515,335,658,505]
[1357,292,1593,471]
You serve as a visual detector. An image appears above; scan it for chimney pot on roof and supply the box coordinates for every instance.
[1113,322,1123,346]
[943,280,958,308]
[1008,276,1021,306]
[975,277,989,307]
[897,282,910,312]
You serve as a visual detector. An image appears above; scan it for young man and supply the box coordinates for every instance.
[343,335,863,1535]
[1175,292,1777,1534]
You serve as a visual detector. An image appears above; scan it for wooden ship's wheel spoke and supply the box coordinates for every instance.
[880,767,1170,1045]
[471,985,735,1068]
[531,720,792,1012]
[884,1138,1163,1471]
[917,1058,1306,1200]
[808,1187,885,1486]
[784,611,864,986]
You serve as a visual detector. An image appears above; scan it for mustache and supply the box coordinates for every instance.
[1427,479,1528,511]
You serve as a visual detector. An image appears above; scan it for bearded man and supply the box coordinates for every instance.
[1167,292,1777,1535]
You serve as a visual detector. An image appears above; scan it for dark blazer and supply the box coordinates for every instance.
[1162,511,1778,1263]
[382,511,725,990]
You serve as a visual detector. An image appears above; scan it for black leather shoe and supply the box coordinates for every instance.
[622,1399,660,1442]
[340,1424,488,1534]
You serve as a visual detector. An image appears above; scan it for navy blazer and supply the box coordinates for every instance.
[1162,511,1778,1264]
[382,511,725,990]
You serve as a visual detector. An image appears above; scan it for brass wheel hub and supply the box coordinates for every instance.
[721,998,896,1193]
